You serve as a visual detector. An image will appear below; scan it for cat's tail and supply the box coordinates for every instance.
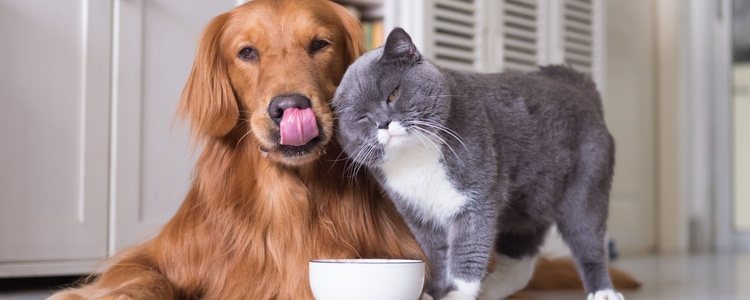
[535,65,603,114]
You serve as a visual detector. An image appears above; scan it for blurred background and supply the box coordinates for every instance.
[0,0,748,298]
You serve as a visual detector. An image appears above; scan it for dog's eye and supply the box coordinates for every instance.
[238,46,258,61]
[387,86,400,103]
[309,39,331,53]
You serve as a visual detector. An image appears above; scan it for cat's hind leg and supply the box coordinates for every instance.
[479,226,548,300]
[556,131,622,300]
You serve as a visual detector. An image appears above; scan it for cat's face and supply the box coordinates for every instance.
[333,28,449,167]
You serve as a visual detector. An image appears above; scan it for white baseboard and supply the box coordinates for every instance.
[0,260,101,278]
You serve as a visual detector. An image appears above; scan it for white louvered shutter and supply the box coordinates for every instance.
[384,0,604,84]
[549,0,605,85]
[493,0,546,72]
[561,0,594,73]
[428,0,482,71]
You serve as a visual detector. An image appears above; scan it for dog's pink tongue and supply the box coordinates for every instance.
[280,107,319,146]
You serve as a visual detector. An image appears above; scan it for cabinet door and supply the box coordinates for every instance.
[110,0,238,252]
[0,0,111,268]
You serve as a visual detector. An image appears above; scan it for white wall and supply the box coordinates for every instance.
[735,64,750,231]
[603,0,657,254]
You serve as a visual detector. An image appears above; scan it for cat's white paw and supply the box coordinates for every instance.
[439,279,481,300]
[587,289,624,300]
[480,254,538,300]
[421,293,435,300]
[439,290,476,300]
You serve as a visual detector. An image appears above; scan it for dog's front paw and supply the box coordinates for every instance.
[47,291,85,300]
[587,289,624,300]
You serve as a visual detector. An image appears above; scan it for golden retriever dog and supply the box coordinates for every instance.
[51,0,639,299]
[51,0,423,299]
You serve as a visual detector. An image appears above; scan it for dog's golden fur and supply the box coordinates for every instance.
[50,1,639,299]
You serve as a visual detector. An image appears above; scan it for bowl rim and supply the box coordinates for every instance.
[309,258,424,264]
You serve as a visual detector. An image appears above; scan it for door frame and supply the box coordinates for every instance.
[673,0,748,253]
[714,0,750,252]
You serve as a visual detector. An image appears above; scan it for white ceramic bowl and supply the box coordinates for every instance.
[309,259,425,300]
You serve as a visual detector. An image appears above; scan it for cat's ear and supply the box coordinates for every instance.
[381,27,421,64]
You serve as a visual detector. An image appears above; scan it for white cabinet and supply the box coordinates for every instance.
[109,0,236,253]
[0,0,112,276]
[0,0,236,277]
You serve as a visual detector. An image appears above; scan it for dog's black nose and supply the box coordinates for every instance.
[267,94,312,124]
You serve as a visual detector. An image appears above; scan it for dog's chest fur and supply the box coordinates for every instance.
[380,138,469,224]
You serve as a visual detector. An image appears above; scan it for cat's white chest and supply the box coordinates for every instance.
[380,136,469,224]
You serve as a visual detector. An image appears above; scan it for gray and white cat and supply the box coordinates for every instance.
[332,28,622,300]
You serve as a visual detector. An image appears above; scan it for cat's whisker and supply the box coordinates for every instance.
[346,144,364,179]
[407,120,469,151]
[327,150,352,163]
[347,143,368,173]
[401,111,421,119]
[351,141,377,185]
[364,137,381,164]
[368,141,383,164]
[411,125,464,166]
[343,141,367,181]
[355,144,376,179]
[410,126,449,163]
[325,146,353,174]
[411,127,445,156]
[335,107,356,113]
[409,128,438,159]
[343,136,377,185]
[427,123,469,150]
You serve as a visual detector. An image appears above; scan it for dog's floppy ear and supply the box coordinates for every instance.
[179,12,239,138]
[331,3,365,66]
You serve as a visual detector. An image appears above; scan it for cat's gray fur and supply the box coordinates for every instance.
[333,28,617,299]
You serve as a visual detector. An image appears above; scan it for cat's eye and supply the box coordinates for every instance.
[387,86,400,103]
